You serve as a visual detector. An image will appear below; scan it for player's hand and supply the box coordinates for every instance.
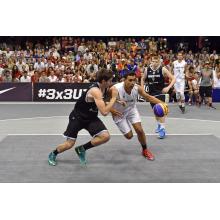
[116,100,127,107]
[110,108,123,118]
[162,87,170,94]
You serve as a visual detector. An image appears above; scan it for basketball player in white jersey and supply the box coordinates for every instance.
[109,71,168,161]
[171,52,187,113]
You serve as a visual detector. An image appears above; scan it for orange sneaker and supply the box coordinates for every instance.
[142,149,155,161]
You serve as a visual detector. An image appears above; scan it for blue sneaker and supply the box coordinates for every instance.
[75,146,87,165]
[158,128,166,139]
[155,124,161,133]
[48,152,57,166]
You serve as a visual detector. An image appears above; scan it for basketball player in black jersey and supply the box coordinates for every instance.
[48,68,118,166]
[142,55,175,139]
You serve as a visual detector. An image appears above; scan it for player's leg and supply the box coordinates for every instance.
[75,117,110,165]
[131,122,154,161]
[155,115,166,138]
[114,116,133,139]
[128,108,154,160]
[180,81,186,113]
[175,81,185,113]
[174,83,182,111]
[188,81,193,105]
[150,94,167,138]
[48,117,82,166]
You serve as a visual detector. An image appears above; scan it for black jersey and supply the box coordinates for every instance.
[71,83,100,122]
[145,65,165,94]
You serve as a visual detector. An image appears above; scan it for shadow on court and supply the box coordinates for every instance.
[1,135,220,183]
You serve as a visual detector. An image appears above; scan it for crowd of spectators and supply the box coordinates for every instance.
[0,37,220,88]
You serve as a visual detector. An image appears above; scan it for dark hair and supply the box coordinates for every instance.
[188,66,194,71]
[96,68,113,83]
[124,70,136,79]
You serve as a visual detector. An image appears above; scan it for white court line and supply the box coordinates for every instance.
[1,115,220,123]
[0,115,66,122]
[7,133,213,136]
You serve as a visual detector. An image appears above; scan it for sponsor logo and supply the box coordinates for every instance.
[0,87,16,95]
[37,88,87,100]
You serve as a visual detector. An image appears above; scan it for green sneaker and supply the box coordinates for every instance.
[75,146,87,165]
[48,152,57,166]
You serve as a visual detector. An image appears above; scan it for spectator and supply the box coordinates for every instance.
[72,71,82,83]
[20,70,31,82]
[16,57,26,72]
[34,58,45,71]
[213,67,220,88]
[39,71,50,82]
[83,50,93,60]
[48,70,58,82]
[31,70,39,83]
[12,65,22,82]
[2,69,12,82]
[198,61,215,107]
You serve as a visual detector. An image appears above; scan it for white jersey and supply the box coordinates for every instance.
[113,82,139,114]
[173,60,186,81]
[112,82,141,129]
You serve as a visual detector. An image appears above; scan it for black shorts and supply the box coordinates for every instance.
[63,116,108,140]
[199,86,212,98]
[149,91,166,108]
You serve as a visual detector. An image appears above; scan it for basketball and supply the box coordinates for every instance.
[153,103,168,117]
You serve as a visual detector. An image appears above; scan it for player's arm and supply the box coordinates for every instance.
[162,67,176,93]
[137,85,164,105]
[140,68,147,88]
[108,86,124,117]
[170,62,174,75]
[90,88,117,116]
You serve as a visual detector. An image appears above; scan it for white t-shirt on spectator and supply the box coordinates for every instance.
[48,75,58,82]
[210,54,218,60]
[55,64,65,71]
[86,64,98,74]
[16,61,26,72]
[45,63,55,69]
[20,76,31,82]
[108,41,116,47]
[0,67,4,76]
[5,51,13,58]
[34,62,45,71]
[52,51,60,59]
[78,45,86,53]
[83,53,93,60]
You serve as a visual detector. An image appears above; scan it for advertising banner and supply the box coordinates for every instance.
[33,83,92,102]
[0,83,32,101]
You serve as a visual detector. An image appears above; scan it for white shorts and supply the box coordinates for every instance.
[174,80,185,94]
[113,107,141,135]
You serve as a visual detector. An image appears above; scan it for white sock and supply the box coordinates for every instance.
[159,123,165,129]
